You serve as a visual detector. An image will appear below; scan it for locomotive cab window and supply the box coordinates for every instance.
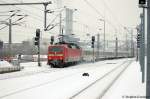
[49,47,63,52]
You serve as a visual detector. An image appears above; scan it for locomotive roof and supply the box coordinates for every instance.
[50,42,81,49]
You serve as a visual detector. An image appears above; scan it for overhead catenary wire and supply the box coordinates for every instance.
[0,15,28,31]
[12,0,44,11]
[0,0,44,22]
[83,0,104,19]
[0,0,66,31]
[100,0,124,29]
[83,0,119,33]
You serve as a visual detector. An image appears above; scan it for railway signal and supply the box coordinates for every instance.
[34,29,41,67]
[34,29,40,46]
[91,36,95,63]
[34,37,39,45]
[50,36,54,45]
[137,33,140,48]
[91,36,95,48]
[139,0,146,5]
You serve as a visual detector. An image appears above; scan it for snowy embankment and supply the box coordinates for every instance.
[0,60,13,68]
[102,61,146,99]
[0,60,23,73]
[0,58,145,99]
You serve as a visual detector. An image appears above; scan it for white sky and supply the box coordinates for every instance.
[0,0,141,43]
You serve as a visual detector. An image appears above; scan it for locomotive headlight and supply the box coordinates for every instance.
[48,57,51,59]
[56,54,63,56]
[49,54,54,56]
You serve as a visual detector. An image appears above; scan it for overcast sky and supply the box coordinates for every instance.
[0,0,141,43]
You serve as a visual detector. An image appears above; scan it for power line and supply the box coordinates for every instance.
[83,0,104,18]
[101,0,124,28]
[0,15,27,30]
[83,0,118,33]
[12,0,44,11]
[0,0,44,22]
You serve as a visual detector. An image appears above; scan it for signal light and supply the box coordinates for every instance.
[91,45,94,48]
[34,42,39,45]
[92,36,95,42]
[34,37,39,45]
[36,29,40,37]
[34,29,40,46]
[91,36,95,48]
[137,34,140,41]
[50,36,54,45]
[35,37,39,41]
[137,34,140,48]
[139,0,146,4]
[92,42,94,45]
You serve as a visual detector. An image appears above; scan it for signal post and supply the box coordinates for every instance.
[35,29,41,66]
[146,0,150,98]
[139,0,150,98]
[92,36,95,63]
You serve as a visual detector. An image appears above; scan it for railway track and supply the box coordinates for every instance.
[0,59,120,80]
[69,60,132,99]
[0,59,132,99]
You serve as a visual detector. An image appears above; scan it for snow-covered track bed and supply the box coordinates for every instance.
[0,59,132,99]
[69,60,132,99]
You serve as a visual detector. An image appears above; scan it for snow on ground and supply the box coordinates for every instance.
[0,58,145,99]
[0,60,13,67]
[0,59,128,99]
[102,61,146,99]
[73,60,131,99]
[0,61,50,80]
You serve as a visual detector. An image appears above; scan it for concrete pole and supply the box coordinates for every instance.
[38,38,41,66]
[130,29,134,57]
[125,32,129,57]
[59,13,62,35]
[104,20,106,52]
[142,8,145,83]
[147,0,150,98]
[44,3,48,31]
[97,33,100,60]
[93,46,95,63]
[9,19,12,61]
[115,37,118,58]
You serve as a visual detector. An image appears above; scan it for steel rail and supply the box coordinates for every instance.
[69,60,132,99]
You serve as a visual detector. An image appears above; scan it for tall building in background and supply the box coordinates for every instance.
[65,8,73,35]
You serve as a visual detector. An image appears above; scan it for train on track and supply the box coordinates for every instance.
[47,41,130,68]
[47,42,82,68]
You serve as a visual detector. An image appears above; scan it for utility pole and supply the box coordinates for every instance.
[9,19,12,60]
[97,33,100,60]
[99,19,105,57]
[59,13,62,36]
[126,33,129,56]
[140,9,145,83]
[147,0,150,98]
[115,37,118,58]
[136,27,140,61]
[44,3,48,31]
[0,2,52,30]
[91,36,95,63]
[34,29,41,66]
[142,8,145,83]
[104,20,106,53]
[131,29,134,57]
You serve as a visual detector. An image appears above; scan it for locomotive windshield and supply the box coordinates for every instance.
[49,47,63,52]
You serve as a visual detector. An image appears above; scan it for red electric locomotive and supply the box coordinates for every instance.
[47,42,82,68]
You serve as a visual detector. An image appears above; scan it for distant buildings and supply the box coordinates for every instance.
[0,40,3,50]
